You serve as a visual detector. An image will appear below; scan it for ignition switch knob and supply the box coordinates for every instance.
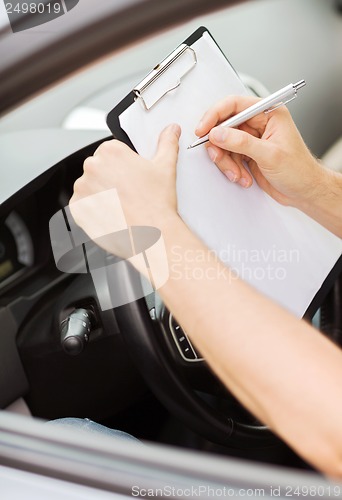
[60,308,93,356]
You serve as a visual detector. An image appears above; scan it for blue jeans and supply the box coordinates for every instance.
[48,417,141,443]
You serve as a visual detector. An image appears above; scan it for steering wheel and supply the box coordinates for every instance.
[52,235,273,446]
[109,260,275,447]
[48,137,342,449]
[113,259,342,447]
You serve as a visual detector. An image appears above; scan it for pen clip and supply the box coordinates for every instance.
[264,95,297,114]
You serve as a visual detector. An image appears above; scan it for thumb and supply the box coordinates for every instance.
[209,126,271,166]
[153,124,181,168]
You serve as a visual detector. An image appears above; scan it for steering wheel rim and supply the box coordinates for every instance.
[112,260,276,447]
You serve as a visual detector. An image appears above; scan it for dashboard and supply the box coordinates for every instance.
[0,138,149,423]
[0,140,93,299]
[0,184,55,297]
[0,211,34,287]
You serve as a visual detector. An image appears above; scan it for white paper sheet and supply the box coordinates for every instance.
[119,32,342,317]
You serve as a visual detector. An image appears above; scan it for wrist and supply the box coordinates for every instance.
[295,162,342,237]
[293,159,328,212]
[130,212,187,279]
[156,210,183,233]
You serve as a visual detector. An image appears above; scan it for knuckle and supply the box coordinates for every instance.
[213,148,223,163]
[166,134,179,149]
[97,140,113,155]
[214,152,228,169]
[103,139,115,149]
[277,105,291,119]
[73,176,85,195]
[234,131,250,149]
[216,161,228,175]
[222,95,234,110]
[270,145,286,164]
[111,140,128,155]
[83,156,96,173]
[68,193,76,209]
[97,139,120,155]
[200,110,210,124]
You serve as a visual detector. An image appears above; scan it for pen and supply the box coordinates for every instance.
[187,80,306,149]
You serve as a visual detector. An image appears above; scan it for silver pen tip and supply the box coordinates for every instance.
[294,79,306,90]
[187,145,193,149]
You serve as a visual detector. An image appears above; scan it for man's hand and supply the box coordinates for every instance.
[69,124,181,255]
[196,95,322,208]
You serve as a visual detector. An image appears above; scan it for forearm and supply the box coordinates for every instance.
[157,216,342,476]
[71,125,342,476]
[297,164,342,238]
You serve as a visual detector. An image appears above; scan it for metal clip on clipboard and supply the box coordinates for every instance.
[133,44,197,111]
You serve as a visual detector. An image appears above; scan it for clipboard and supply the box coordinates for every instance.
[107,27,233,150]
[106,27,342,319]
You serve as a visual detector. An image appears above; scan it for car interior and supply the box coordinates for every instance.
[0,0,342,486]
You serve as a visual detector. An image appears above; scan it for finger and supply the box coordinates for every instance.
[195,95,263,137]
[239,122,260,138]
[209,126,273,166]
[153,124,181,169]
[231,153,253,188]
[206,144,241,183]
[248,159,271,193]
[238,124,260,162]
[83,155,100,175]
[93,139,116,156]
[93,145,102,156]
